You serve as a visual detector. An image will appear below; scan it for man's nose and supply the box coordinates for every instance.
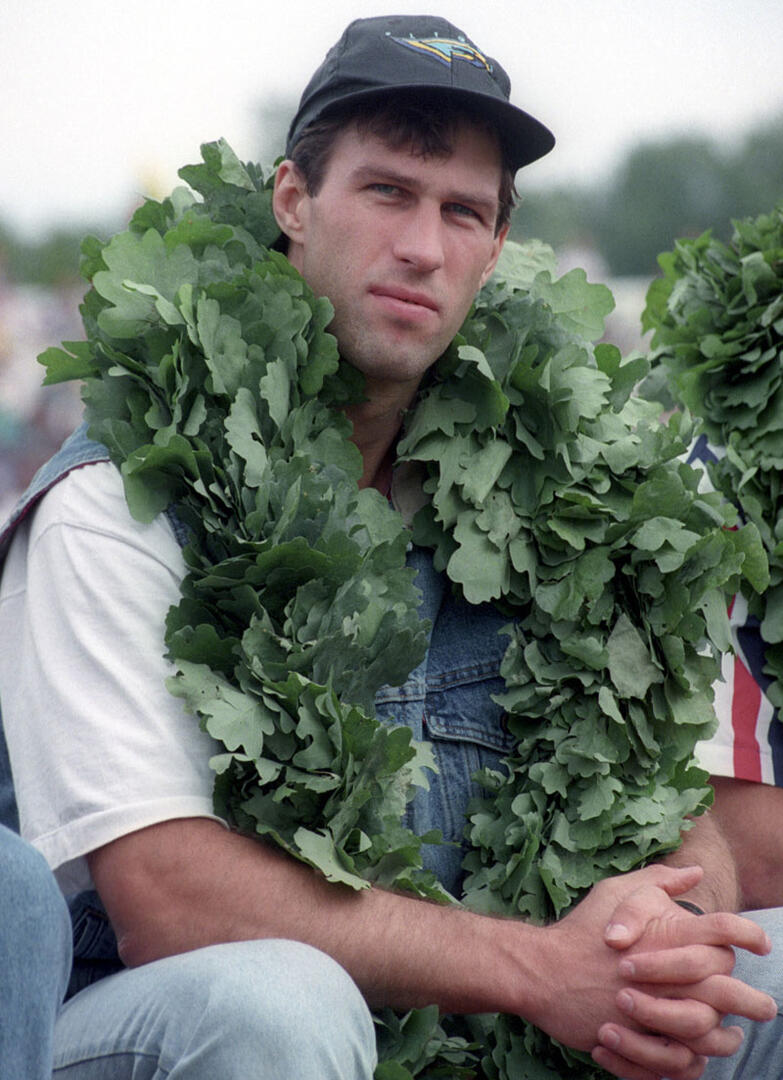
[391,204,445,272]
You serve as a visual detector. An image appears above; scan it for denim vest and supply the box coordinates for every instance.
[374,549,514,893]
[0,424,515,988]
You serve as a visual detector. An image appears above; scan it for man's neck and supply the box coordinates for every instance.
[344,382,419,492]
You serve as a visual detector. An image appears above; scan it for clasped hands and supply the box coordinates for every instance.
[542,865,776,1080]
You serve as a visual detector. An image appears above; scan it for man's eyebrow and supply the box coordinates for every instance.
[349,164,499,217]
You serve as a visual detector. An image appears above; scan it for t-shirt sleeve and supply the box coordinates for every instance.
[0,462,226,894]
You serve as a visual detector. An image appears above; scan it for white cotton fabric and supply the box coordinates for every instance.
[0,463,225,894]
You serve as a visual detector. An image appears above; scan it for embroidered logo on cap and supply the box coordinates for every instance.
[390,35,493,74]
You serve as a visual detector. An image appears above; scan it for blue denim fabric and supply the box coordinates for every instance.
[375,545,514,897]
[0,824,72,1078]
[53,939,376,1079]
[0,425,111,562]
[66,892,123,1000]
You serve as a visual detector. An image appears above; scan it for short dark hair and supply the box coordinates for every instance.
[288,93,517,234]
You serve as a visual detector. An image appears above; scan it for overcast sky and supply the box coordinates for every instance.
[3,0,782,236]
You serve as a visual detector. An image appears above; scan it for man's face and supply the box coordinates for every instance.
[279,122,507,400]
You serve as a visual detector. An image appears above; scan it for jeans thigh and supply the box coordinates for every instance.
[0,826,72,1080]
[53,937,376,1079]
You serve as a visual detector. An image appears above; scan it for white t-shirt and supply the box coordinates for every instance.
[0,462,224,894]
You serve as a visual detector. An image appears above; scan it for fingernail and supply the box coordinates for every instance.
[601,1027,620,1050]
[605,923,629,942]
[618,958,635,977]
[618,991,634,1014]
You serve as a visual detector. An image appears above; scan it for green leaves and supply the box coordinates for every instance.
[401,259,748,930]
[606,614,662,698]
[643,203,783,696]
[374,1008,478,1078]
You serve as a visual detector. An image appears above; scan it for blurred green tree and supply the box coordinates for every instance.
[0,224,97,287]
[511,111,783,277]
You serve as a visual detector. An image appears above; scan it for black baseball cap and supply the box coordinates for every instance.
[285,15,555,171]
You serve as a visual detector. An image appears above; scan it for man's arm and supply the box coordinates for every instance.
[655,774,783,912]
[709,777,783,909]
[89,817,774,1080]
[659,807,741,913]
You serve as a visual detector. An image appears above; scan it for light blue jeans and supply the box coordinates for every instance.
[53,938,377,1078]
[698,905,783,1080]
[0,824,72,1079]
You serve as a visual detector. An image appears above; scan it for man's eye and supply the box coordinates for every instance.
[445,203,479,220]
[371,184,401,196]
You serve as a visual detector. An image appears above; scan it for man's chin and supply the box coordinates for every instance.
[340,334,446,384]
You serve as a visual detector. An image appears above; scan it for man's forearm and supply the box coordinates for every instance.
[660,808,741,913]
[709,776,783,909]
[88,817,550,1018]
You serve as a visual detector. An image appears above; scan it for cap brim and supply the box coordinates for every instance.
[286,85,555,172]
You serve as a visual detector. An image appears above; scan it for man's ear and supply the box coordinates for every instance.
[479,224,510,288]
[272,161,309,251]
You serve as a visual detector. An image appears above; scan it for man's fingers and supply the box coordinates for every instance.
[615,988,750,1055]
[591,1043,671,1080]
[681,974,777,1024]
[620,911,774,981]
[612,907,773,959]
[653,911,772,954]
[590,1044,663,1080]
[604,867,704,949]
[619,944,735,984]
[655,865,706,898]
[616,969,777,1024]
[593,1024,708,1080]
[616,988,721,1043]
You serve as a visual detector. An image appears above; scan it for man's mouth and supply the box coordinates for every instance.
[369,286,440,314]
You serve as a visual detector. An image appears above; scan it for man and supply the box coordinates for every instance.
[0,15,781,1080]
